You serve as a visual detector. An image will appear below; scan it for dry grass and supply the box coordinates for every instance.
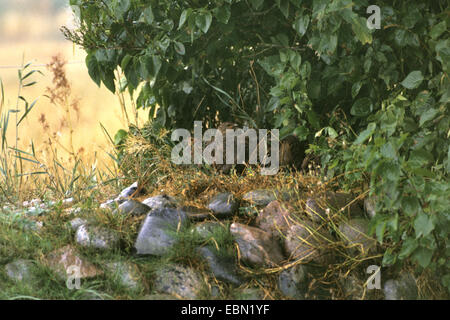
[0,40,147,172]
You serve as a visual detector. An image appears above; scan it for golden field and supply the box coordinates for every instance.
[0,9,147,171]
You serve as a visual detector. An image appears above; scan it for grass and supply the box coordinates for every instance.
[0,47,447,301]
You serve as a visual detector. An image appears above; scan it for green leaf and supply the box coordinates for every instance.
[121,54,132,70]
[266,96,280,112]
[382,248,397,266]
[414,213,434,238]
[114,0,130,19]
[350,97,373,117]
[399,238,418,260]
[419,108,439,127]
[401,71,424,90]
[114,129,128,146]
[142,6,154,24]
[174,42,186,55]
[351,81,362,99]
[250,0,264,10]
[276,0,290,19]
[179,9,190,29]
[430,21,446,40]
[351,16,372,45]
[354,122,376,145]
[412,246,433,268]
[86,54,101,87]
[293,14,310,37]
[195,11,213,34]
[213,5,231,24]
[376,220,387,243]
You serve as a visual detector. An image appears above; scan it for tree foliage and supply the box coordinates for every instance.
[65,0,449,292]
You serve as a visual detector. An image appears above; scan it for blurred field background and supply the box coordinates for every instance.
[0,0,145,172]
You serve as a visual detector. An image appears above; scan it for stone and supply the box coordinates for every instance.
[62,198,75,208]
[105,261,145,292]
[237,287,265,300]
[116,181,139,201]
[75,224,120,250]
[340,274,364,300]
[5,259,36,283]
[305,192,364,222]
[182,206,213,221]
[134,208,188,256]
[198,246,243,286]
[69,218,88,231]
[113,200,151,216]
[364,196,377,218]
[208,192,239,217]
[23,199,42,208]
[338,219,376,254]
[100,199,122,210]
[210,284,221,298]
[230,223,284,267]
[153,264,203,300]
[141,194,177,210]
[284,220,331,264]
[242,189,277,207]
[45,245,103,280]
[383,273,418,300]
[256,200,293,240]
[278,264,309,299]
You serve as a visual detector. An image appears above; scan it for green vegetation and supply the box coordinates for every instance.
[64,0,449,294]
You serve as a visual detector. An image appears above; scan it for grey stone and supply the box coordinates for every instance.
[237,287,265,300]
[364,196,377,218]
[75,225,120,250]
[134,208,188,255]
[341,274,364,300]
[198,246,243,286]
[383,273,418,300]
[153,264,203,300]
[256,200,293,240]
[100,199,122,210]
[305,192,364,222]
[278,264,309,299]
[105,261,145,292]
[242,189,277,207]
[141,194,177,210]
[62,198,75,208]
[230,223,284,267]
[338,219,376,254]
[45,245,103,280]
[114,200,151,216]
[5,259,36,283]
[208,192,238,217]
[284,220,332,264]
[210,284,221,298]
[182,206,213,221]
[69,218,88,231]
[116,181,139,201]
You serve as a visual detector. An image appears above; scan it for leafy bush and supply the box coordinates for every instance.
[66,0,449,292]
